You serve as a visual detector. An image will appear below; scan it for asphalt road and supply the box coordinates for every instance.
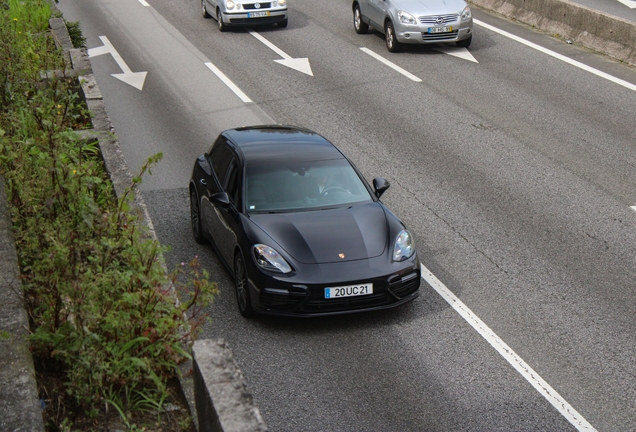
[56,0,636,430]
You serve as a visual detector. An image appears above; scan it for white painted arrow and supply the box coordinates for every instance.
[617,0,636,8]
[88,36,148,90]
[248,30,313,76]
[433,46,478,63]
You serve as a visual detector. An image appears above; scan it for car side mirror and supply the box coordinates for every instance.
[211,192,230,208]
[373,177,390,198]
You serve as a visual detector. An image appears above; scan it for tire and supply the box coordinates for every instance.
[217,9,228,32]
[190,188,206,244]
[456,35,472,48]
[201,0,211,18]
[278,18,288,28]
[385,21,401,53]
[353,4,368,34]
[234,254,255,317]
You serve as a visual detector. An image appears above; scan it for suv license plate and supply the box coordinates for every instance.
[428,26,452,33]
[325,283,373,299]
[248,11,270,18]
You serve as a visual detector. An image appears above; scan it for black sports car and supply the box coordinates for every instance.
[189,125,420,317]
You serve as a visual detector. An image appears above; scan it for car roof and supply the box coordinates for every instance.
[223,125,345,166]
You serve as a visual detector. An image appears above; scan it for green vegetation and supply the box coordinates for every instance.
[0,0,217,429]
[65,21,86,48]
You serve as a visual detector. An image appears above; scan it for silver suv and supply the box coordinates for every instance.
[353,0,473,52]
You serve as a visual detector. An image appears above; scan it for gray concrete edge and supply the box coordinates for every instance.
[0,177,45,431]
[470,0,636,67]
[192,339,268,432]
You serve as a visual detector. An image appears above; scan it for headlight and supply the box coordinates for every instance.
[253,244,292,273]
[392,230,415,262]
[397,10,417,25]
[278,0,286,6]
[225,0,235,10]
[461,6,472,22]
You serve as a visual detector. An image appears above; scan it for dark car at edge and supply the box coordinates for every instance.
[189,125,420,317]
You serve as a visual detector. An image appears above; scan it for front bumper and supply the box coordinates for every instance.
[248,255,421,317]
[221,9,287,26]
[395,22,473,44]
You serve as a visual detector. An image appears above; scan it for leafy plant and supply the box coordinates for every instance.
[65,20,85,48]
[1,0,217,428]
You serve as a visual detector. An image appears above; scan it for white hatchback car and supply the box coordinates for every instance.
[353,0,473,52]
[202,0,288,31]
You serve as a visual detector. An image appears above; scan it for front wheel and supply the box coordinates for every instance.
[456,35,472,48]
[217,9,228,32]
[385,21,401,53]
[201,0,211,18]
[190,188,206,244]
[353,5,368,34]
[234,254,255,317]
[278,18,288,28]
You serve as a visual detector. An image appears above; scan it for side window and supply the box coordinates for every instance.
[224,158,241,207]
[209,139,234,189]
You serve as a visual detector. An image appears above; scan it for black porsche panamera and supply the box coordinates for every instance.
[189,125,420,317]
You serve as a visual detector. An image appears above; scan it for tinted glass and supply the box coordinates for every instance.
[210,140,234,187]
[245,159,373,213]
[224,158,241,206]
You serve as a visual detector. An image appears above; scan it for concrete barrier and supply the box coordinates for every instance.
[192,339,268,432]
[0,177,46,431]
[470,0,636,66]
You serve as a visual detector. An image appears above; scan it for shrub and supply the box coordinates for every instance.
[0,0,217,427]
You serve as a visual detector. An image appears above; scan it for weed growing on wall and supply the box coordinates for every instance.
[0,0,217,428]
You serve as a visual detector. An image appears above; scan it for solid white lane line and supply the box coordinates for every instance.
[204,62,252,103]
[617,0,636,9]
[631,206,636,211]
[420,263,597,432]
[360,47,422,82]
[474,19,636,92]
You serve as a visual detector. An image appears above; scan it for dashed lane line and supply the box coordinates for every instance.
[360,47,422,82]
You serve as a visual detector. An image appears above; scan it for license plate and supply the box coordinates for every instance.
[248,11,270,18]
[428,26,452,34]
[325,283,373,299]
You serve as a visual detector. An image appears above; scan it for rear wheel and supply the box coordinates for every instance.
[385,21,401,53]
[190,188,206,244]
[456,35,472,47]
[217,9,228,32]
[234,254,254,317]
[201,0,210,18]
[353,4,368,34]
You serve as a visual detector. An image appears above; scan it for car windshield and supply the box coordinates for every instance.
[245,159,373,213]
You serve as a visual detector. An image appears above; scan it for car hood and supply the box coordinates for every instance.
[392,0,467,15]
[249,202,389,264]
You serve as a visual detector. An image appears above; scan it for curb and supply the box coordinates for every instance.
[0,176,45,431]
